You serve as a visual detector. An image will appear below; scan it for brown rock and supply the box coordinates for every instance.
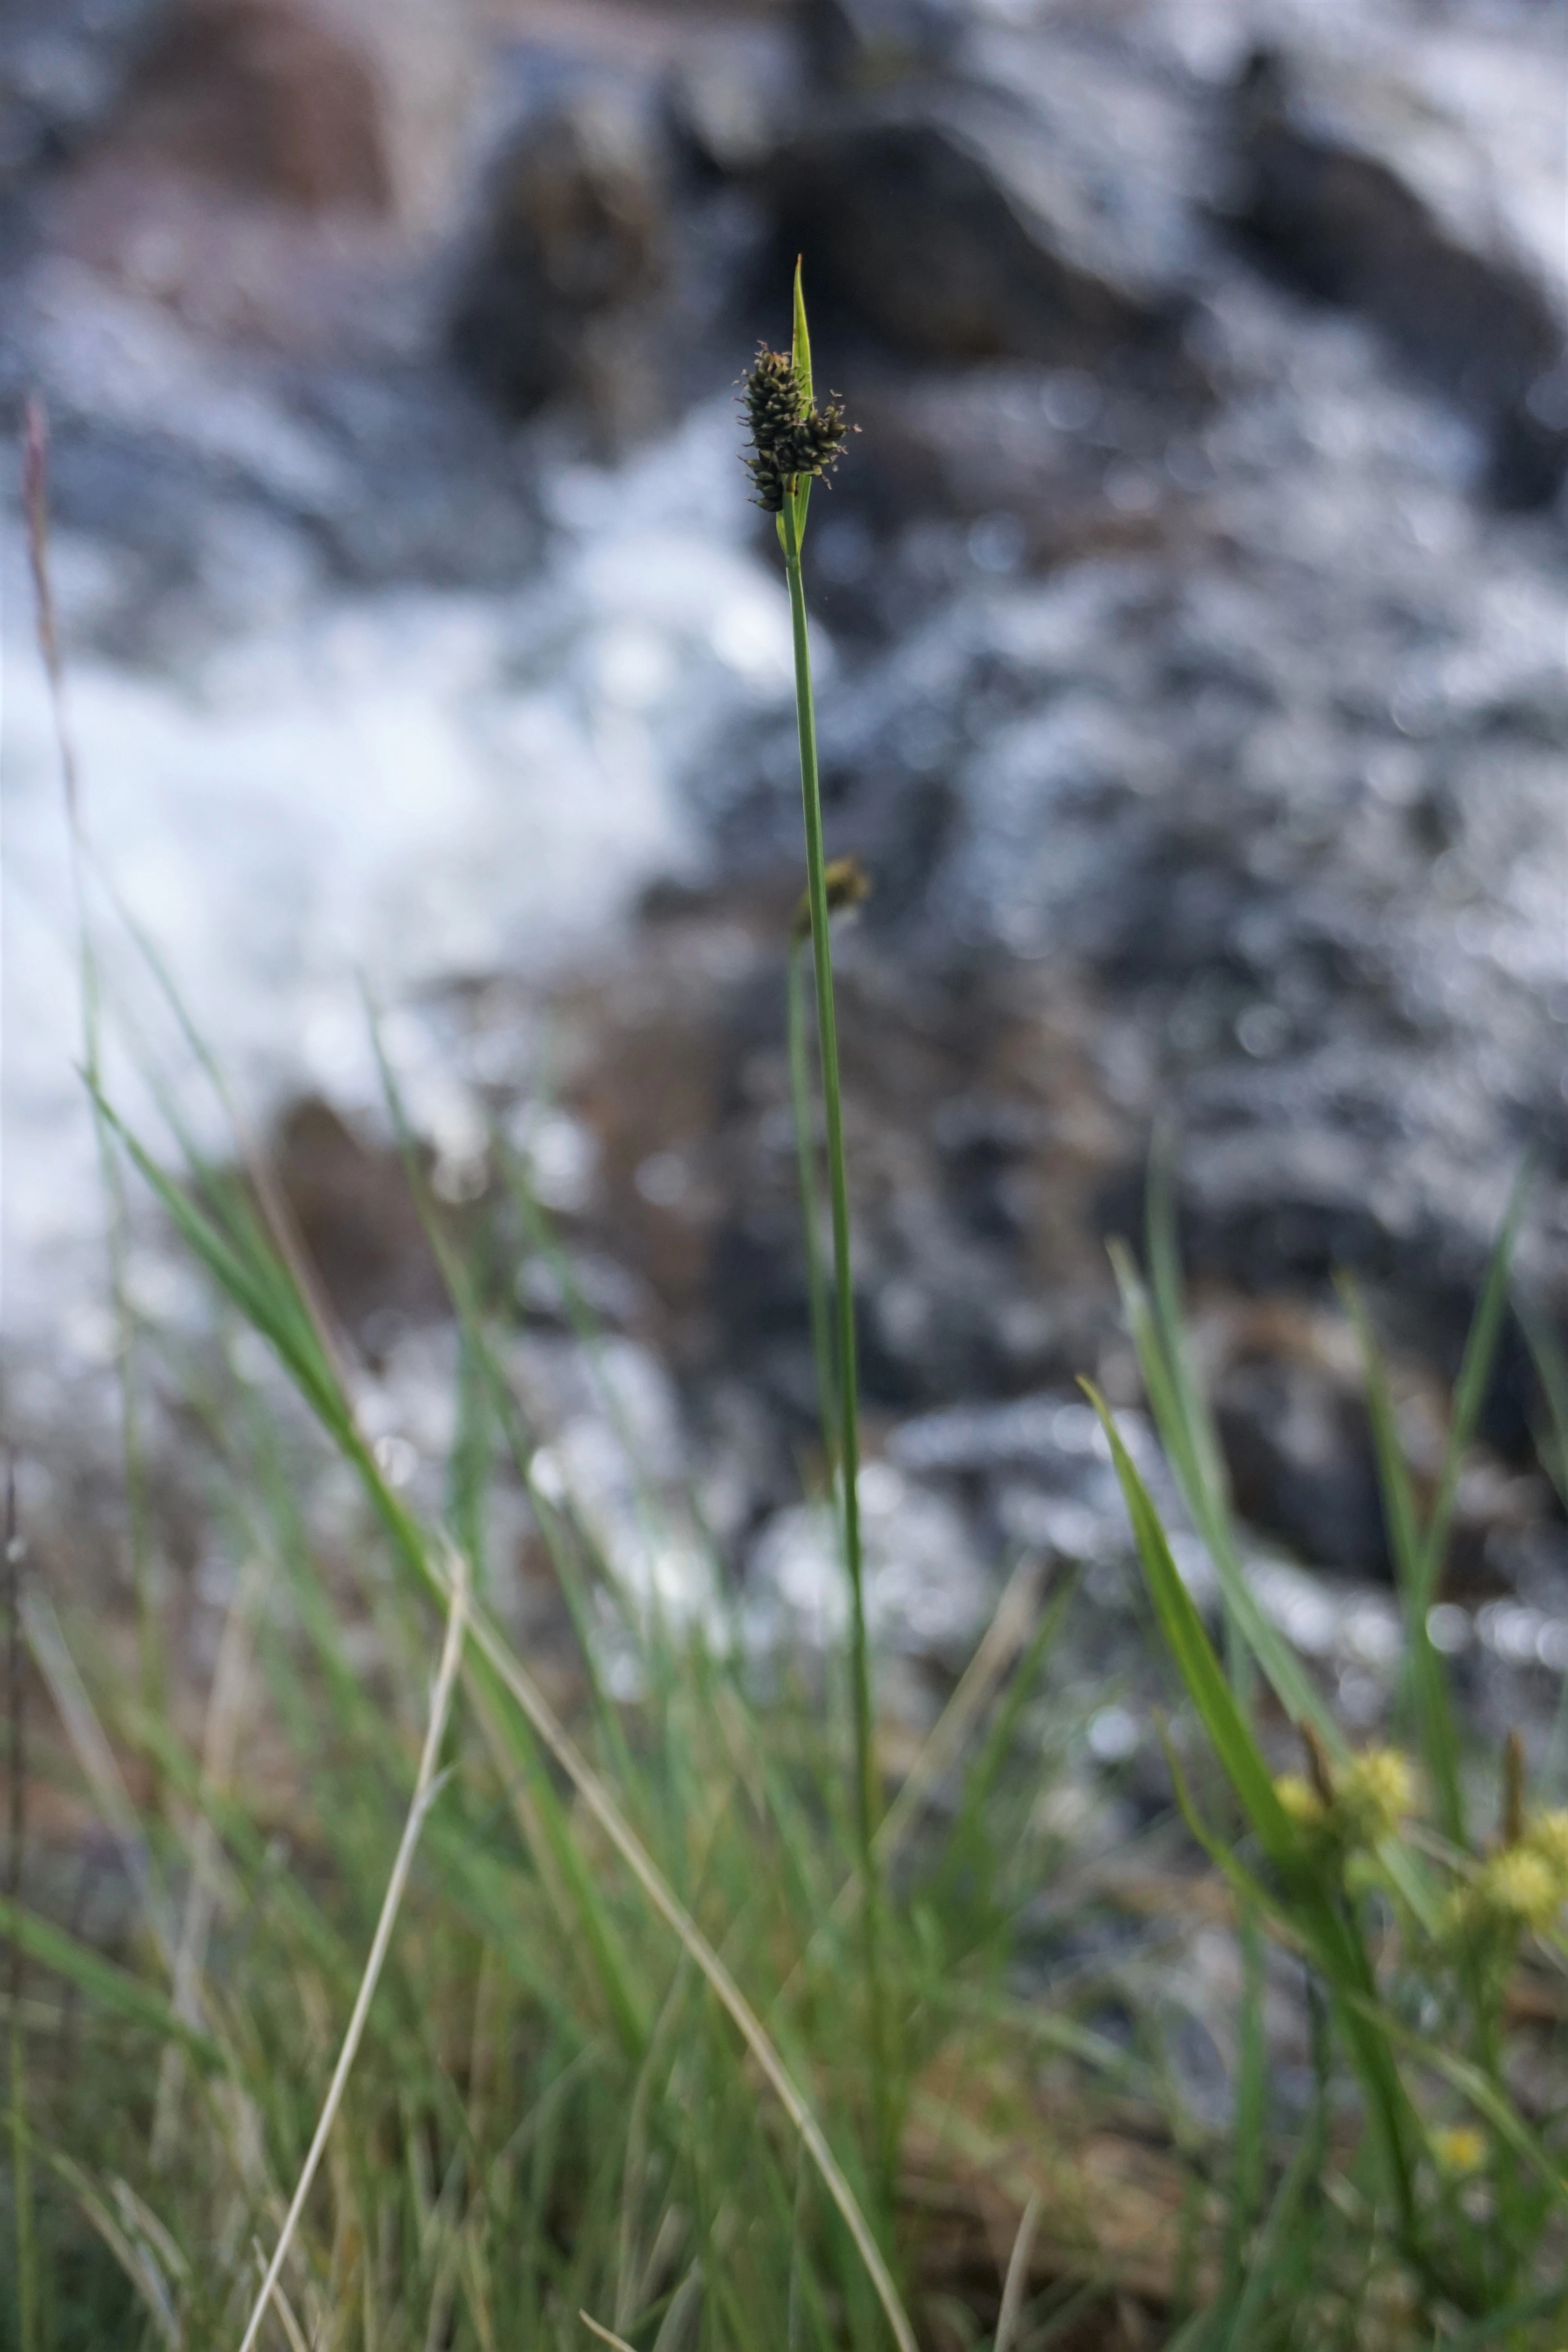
[1203,1295,1391,1577]
[269,1096,450,1339]
[116,0,393,212]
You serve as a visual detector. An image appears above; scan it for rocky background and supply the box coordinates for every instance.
[2,0,1567,1773]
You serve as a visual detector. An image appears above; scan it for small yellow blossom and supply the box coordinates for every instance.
[1430,2125,1487,2178]
[1274,1773,1327,1830]
[1523,1808,1568,1887]
[1335,1747,1418,1846]
[1475,1846,1562,1931]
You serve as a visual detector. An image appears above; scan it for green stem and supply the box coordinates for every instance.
[779,490,891,2185]
[787,938,839,1488]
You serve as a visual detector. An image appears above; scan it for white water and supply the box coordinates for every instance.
[0,390,802,1361]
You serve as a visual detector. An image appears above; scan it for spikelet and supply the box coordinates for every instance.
[1523,1805,1568,1888]
[1472,1846,1561,1931]
[740,347,854,513]
[1335,1748,1418,1846]
[1273,1773,1328,1831]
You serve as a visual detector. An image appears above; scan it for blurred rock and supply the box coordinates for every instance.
[1204,1298,1389,1575]
[1229,41,1568,508]
[8,258,542,608]
[710,260,1568,1379]
[889,1390,1181,1570]
[0,0,167,191]
[746,1471,990,1664]
[112,0,394,212]
[668,36,795,181]
[768,62,1198,368]
[449,80,672,431]
[542,892,1131,1421]
[271,1096,449,1337]
[799,0,969,92]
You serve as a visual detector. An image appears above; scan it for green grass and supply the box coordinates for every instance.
[1096,1172,1568,2344]
[4,278,1568,2350]
[0,1137,1128,2348]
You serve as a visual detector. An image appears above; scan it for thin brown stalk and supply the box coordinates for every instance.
[581,2317,638,2352]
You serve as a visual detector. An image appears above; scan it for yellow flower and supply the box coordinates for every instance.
[1274,1773,1327,1830]
[1336,1748,1417,1845]
[1523,1808,1568,1889]
[1430,2125,1487,2178]
[1475,1847,1562,1931]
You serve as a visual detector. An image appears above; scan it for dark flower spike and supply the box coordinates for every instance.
[745,347,805,452]
[791,400,851,476]
[741,345,853,514]
[745,449,790,516]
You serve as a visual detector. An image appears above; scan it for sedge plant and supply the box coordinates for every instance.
[1092,1172,1568,2345]
[13,272,1566,2352]
[2,347,1174,2352]
[741,272,895,2187]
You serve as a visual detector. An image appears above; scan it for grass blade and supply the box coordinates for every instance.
[0,1899,221,2070]
[1080,1386,1298,1868]
[239,1558,469,2352]
[1109,1245,1346,1762]
[1341,1279,1465,1846]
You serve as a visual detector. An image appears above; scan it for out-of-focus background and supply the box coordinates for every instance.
[2,0,1566,1730]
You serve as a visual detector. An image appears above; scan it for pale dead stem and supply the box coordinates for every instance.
[995,2192,1042,2352]
[238,1557,470,2352]
[580,2316,637,2352]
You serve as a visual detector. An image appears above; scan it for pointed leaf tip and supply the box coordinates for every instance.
[791,259,813,412]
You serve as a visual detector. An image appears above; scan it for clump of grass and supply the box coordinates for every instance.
[1090,1172,1568,2344]
[5,277,1567,2352]
[2,288,1173,2352]
[0,1089,1146,2348]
